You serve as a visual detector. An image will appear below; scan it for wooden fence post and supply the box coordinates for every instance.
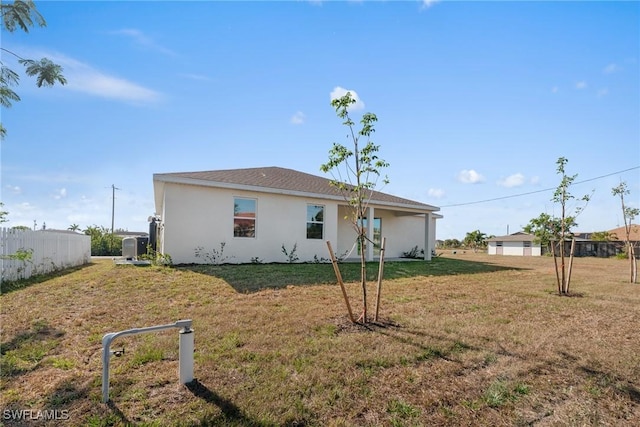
[374,237,386,322]
[326,241,356,323]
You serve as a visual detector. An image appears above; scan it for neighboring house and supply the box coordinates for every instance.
[607,224,640,242]
[487,232,542,256]
[153,167,441,264]
[566,224,640,258]
[114,231,149,239]
[560,238,621,258]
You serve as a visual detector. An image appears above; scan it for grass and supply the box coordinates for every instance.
[1,252,639,426]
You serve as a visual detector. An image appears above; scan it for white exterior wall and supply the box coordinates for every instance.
[335,206,427,259]
[488,241,541,256]
[161,182,339,263]
[488,242,497,255]
[160,182,436,264]
[382,213,426,258]
[336,205,356,258]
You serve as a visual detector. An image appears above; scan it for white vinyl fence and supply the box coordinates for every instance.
[1,228,91,283]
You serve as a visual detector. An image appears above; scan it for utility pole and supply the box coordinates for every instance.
[111,184,121,234]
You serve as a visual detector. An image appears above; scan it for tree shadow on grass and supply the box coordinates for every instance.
[0,262,94,295]
[105,400,132,425]
[0,320,65,379]
[579,365,640,404]
[186,379,271,427]
[177,257,523,294]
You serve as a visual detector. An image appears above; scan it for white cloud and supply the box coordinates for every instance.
[420,0,439,9]
[575,81,587,90]
[457,169,485,184]
[8,202,37,224]
[530,176,540,185]
[551,86,559,93]
[330,86,365,111]
[51,54,162,104]
[5,184,21,194]
[180,73,211,82]
[497,173,525,188]
[597,87,609,97]
[110,28,176,57]
[603,63,620,74]
[52,188,68,200]
[68,70,161,104]
[427,188,445,198]
[290,111,305,125]
[1,48,162,104]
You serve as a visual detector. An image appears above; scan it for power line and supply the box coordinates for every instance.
[440,165,640,208]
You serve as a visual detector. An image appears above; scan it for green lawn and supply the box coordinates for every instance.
[1,253,638,426]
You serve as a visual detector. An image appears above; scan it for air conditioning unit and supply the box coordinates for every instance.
[122,237,136,260]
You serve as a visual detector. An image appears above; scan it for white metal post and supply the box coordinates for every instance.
[101,319,193,403]
[179,328,194,384]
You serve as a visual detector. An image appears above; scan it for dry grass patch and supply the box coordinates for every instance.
[1,253,639,426]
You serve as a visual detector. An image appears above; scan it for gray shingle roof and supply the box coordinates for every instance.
[154,166,438,212]
[487,232,536,242]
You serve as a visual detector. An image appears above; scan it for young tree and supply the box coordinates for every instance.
[524,212,568,253]
[443,238,461,249]
[1,0,67,138]
[321,92,389,323]
[463,230,487,252]
[83,225,122,256]
[591,231,615,241]
[551,157,591,295]
[0,202,7,223]
[612,181,639,283]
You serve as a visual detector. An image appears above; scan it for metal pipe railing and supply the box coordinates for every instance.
[101,319,194,403]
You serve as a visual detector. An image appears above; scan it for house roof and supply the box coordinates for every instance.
[38,229,85,235]
[115,231,149,238]
[487,232,537,242]
[607,224,640,241]
[154,166,440,213]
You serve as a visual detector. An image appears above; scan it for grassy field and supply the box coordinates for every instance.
[1,252,639,426]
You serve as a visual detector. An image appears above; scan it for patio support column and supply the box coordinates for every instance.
[366,207,374,261]
[424,212,433,261]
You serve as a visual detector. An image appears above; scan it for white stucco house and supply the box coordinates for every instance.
[152,167,441,264]
[487,232,542,256]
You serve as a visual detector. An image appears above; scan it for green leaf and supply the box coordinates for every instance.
[1,0,46,33]
[19,58,67,87]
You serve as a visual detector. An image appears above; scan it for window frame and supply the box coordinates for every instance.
[233,197,257,238]
[306,204,324,240]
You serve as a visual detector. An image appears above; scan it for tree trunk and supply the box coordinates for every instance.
[374,237,386,322]
[630,242,637,284]
[551,240,561,295]
[560,189,567,294]
[566,238,576,294]
[560,242,566,293]
[360,233,367,323]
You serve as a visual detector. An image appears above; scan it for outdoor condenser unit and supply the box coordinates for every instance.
[122,237,136,260]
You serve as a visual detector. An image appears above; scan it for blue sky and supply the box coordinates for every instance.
[1,0,638,240]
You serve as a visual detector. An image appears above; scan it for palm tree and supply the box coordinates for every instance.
[68,223,80,232]
[464,230,487,252]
